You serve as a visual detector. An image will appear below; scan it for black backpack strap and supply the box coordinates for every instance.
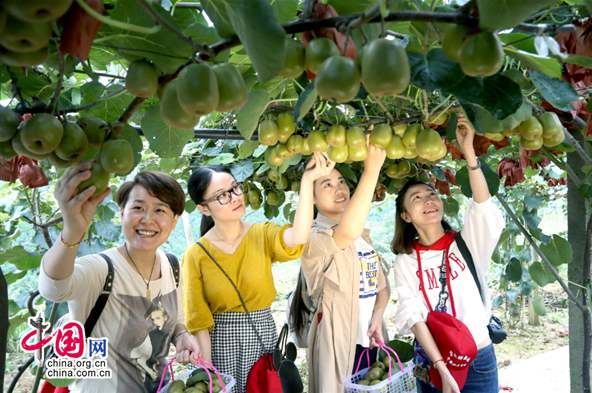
[84,253,114,337]
[454,232,485,304]
[166,253,180,288]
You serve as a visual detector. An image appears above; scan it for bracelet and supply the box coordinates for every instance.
[60,232,84,248]
[173,329,189,343]
[467,159,481,171]
[433,358,445,368]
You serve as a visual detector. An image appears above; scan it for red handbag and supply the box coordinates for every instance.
[246,353,283,393]
[40,381,70,393]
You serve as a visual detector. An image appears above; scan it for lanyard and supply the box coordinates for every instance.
[416,244,457,318]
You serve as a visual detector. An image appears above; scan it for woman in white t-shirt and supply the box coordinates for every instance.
[38,164,200,392]
[300,143,390,393]
[391,114,505,393]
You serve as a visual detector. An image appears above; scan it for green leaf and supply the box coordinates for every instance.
[85,84,133,122]
[230,160,255,182]
[271,0,299,24]
[529,71,579,112]
[103,0,213,74]
[562,54,592,68]
[80,81,104,106]
[505,257,522,282]
[499,33,537,53]
[294,83,317,121]
[238,140,260,159]
[409,49,522,119]
[0,246,40,271]
[279,154,303,173]
[444,196,460,217]
[236,88,270,139]
[220,0,287,81]
[386,339,414,363]
[504,47,562,79]
[185,199,196,213]
[327,0,376,14]
[456,160,499,198]
[141,106,194,159]
[200,0,235,38]
[528,261,556,287]
[207,153,236,165]
[540,235,573,266]
[524,194,542,210]
[477,0,557,31]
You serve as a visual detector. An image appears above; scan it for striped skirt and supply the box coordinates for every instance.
[212,308,277,393]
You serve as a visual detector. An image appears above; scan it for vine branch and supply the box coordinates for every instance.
[49,51,65,115]
[201,10,573,60]
[118,97,146,124]
[137,0,208,53]
[74,0,161,34]
[497,194,587,313]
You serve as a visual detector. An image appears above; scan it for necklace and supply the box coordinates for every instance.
[124,243,157,299]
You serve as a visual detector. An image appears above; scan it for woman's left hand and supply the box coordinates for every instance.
[175,332,200,364]
[367,318,384,348]
[455,112,477,157]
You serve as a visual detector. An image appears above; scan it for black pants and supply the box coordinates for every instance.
[352,344,379,374]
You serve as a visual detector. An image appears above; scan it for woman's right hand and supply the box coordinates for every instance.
[54,161,110,241]
[364,141,387,174]
[437,364,461,393]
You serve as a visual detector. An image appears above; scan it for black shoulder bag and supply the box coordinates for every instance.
[454,233,507,344]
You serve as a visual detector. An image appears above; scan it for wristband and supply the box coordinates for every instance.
[467,160,481,171]
[173,329,188,343]
[60,232,84,248]
[433,358,445,369]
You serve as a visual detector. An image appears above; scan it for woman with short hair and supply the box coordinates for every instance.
[38,162,199,392]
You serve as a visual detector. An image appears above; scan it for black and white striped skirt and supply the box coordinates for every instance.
[212,308,277,393]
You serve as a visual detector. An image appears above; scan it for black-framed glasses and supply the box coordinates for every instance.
[202,183,243,205]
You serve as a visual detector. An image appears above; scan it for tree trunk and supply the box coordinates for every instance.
[528,295,541,326]
[0,266,7,393]
[568,148,591,393]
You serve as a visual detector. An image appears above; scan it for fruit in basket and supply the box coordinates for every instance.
[186,369,209,387]
[372,360,386,370]
[357,379,370,385]
[370,379,382,385]
[366,367,383,381]
[168,380,185,392]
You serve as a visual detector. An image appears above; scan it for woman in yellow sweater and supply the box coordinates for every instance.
[182,152,333,393]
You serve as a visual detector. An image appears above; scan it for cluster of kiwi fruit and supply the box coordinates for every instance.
[0,106,138,195]
[483,111,565,151]
[257,110,444,182]
[168,368,224,393]
[125,59,248,130]
[0,0,74,66]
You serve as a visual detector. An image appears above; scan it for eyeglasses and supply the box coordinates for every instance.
[202,183,243,205]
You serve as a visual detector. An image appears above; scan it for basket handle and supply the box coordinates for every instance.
[155,357,227,393]
[353,347,371,375]
[157,357,176,392]
[196,358,227,393]
[377,341,405,380]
